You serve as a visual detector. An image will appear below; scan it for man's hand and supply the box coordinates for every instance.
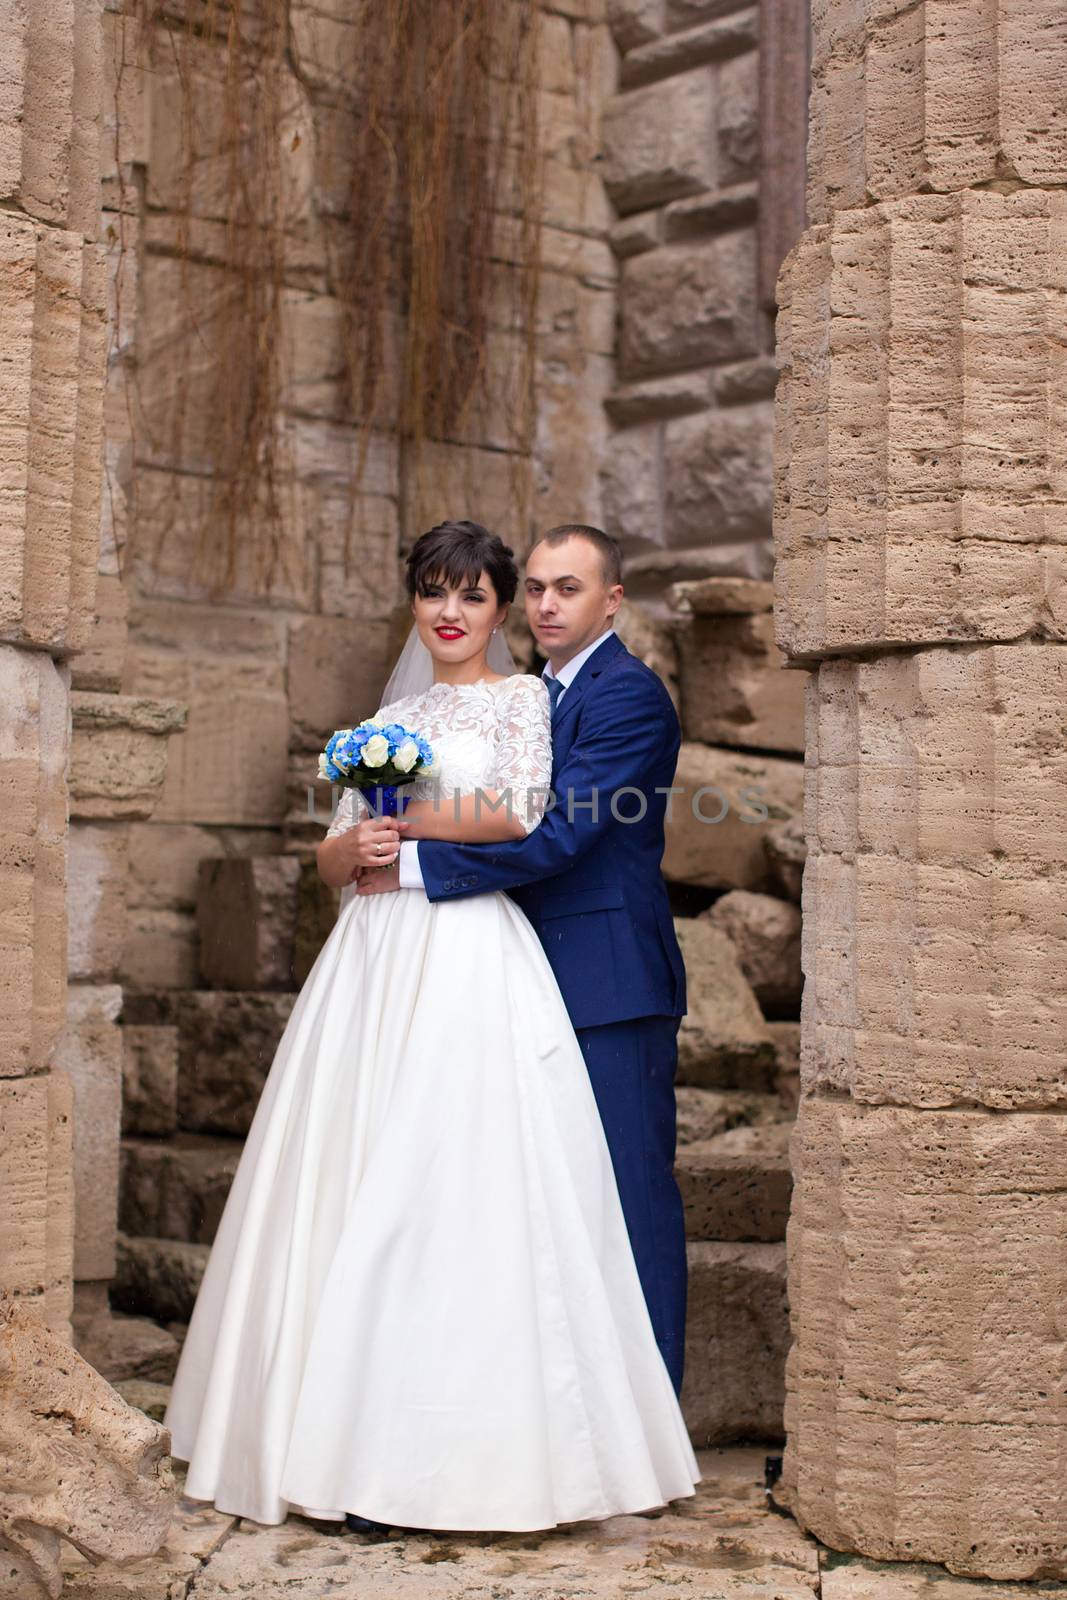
[355,861,401,896]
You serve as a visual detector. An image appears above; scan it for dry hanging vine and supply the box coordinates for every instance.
[124,0,543,597]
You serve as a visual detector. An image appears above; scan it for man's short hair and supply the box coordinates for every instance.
[539,523,623,587]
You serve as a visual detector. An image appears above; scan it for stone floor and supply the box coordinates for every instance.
[59,1448,1067,1600]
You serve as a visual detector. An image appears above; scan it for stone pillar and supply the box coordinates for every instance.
[774,0,1067,1580]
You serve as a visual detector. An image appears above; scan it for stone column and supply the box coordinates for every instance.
[774,0,1067,1580]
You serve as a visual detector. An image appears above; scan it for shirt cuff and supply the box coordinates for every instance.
[398,840,425,890]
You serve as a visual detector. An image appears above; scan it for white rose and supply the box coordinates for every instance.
[317,753,332,779]
[362,733,390,768]
[392,738,419,774]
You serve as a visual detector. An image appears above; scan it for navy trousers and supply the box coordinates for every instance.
[575,1014,687,1396]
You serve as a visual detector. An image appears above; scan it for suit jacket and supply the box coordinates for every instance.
[417,632,687,1031]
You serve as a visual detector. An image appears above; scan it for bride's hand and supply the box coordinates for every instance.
[347,816,406,869]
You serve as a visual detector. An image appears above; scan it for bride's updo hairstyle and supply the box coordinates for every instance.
[406,520,518,607]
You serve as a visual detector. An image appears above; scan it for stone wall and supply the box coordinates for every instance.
[775,0,1067,1579]
[599,0,774,604]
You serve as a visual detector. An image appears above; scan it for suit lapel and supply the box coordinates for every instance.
[551,632,626,742]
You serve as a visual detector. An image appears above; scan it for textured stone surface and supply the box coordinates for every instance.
[682,1242,788,1446]
[677,1122,792,1241]
[53,985,124,1281]
[75,1308,180,1386]
[663,741,806,891]
[620,232,759,377]
[0,1298,172,1600]
[707,890,803,1014]
[70,693,186,821]
[674,916,775,1089]
[0,1073,74,1333]
[665,401,774,548]
[675,1086,788,1146]
[122,991,296,1136]
[763,815,806,904]
[113,1234,209,1325]
[121,1026,178,1137]
[70,1449,816,1600]
[783,1099,1067,1578]
[68,823,129,981]
[801,647,1067,1109]
[675,607,805,752]
[806,0,1067,225]
[197,857,302,991]
[120,1136,240,1246]
[601,70,715,215]
[0,647,69,1078]
[775,192,1067,662]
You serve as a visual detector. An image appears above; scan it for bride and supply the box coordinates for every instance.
[164,519,699,1532]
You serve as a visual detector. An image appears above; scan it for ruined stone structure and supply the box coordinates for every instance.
[775,0,1067,1581]
[7,0,1064,1594]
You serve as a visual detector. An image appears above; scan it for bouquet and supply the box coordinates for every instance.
[318,717,436,819]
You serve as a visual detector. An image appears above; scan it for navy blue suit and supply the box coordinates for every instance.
[417,633,689,1391]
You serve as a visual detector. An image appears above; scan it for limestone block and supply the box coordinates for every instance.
[674,916,775,1089]
[77,1311,180,1387]
[125,821,282,914]
[769,1019,801,1112]
[197,857,302,991]
[287,614,391,740]
[121,1026,178,1138]
[620,8,758,89]
[784,1099,1067,1578]
[707,891,803,1014]
[70,572,129,692]
[714,352,778,404]
[119,992,297,1137]
[665,401,774,549]
[53,986,123,1282]
[113,1234,209,1325]
[120,1136,240,1246]
[0,648,69,1075]
[806,0,1067,222]
[668,0,754,30]
[802,646,1067,1108]
[123,611,287,832]
[0,0,104,234]
[609,210,663,257]
[293,859,343,986]
[0,213,105,652]
[662,179,758,239]
[120,909,198,992]
[0,1075,73,1328]
[675,608,805,753]
[598,422,662,553]
[100,7,147,209]
[620,232,759,378]
[775,193,1067,660]
[314,493,400,621]
[604,371,710,426]
[601,70,715,215]
[681,1240,787,1446]
[535,348,614,535]
[677,1122,792,1240]
[670,574,773,614]
[606,0,663,52]
[68,823,129,981]
[405,442,532,556]
[764,815,806,903]
[0,1298,172,1600]
[70,693,186,821]
[663,741,806,891]
[59,1487,235,1599]
[716,47,758,184]
[676,1086,790,1146]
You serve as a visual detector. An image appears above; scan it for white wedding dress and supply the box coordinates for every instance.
[165,673,699,1530]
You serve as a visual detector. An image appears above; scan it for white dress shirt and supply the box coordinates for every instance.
[398,629,616,890]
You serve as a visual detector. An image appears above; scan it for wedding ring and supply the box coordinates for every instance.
[376,842,382,855]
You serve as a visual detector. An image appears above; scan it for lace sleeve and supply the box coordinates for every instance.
[494,675,553,836]
[324,784,369,838]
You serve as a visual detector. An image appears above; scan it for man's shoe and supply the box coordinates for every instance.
[343,1513,392,1538]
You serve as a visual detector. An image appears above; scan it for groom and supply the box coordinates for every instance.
[359,524,689,1395]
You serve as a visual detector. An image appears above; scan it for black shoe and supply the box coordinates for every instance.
[343,1513,393,1538]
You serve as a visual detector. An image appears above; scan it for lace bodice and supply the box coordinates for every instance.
[324,675,552,840]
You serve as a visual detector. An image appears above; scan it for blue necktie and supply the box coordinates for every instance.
[544,674,564,718]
